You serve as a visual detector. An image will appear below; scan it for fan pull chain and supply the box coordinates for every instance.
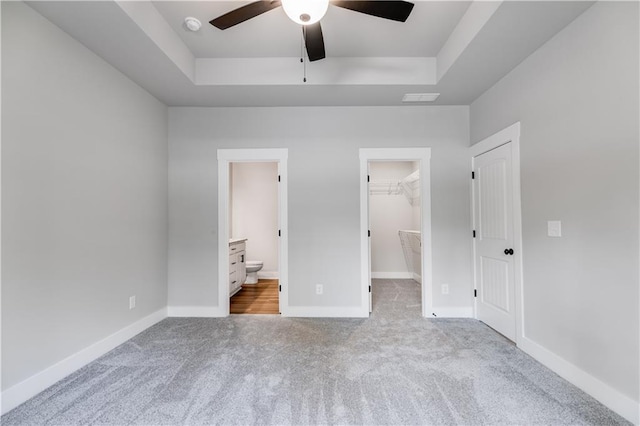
[300,29,304,64]
[301,27,307,83]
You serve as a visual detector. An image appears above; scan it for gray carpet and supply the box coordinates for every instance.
[2,279,629,425]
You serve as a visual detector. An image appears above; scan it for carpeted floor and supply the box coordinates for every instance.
[2,279,629,425]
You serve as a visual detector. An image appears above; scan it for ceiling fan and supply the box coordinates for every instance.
[210,0,415,62]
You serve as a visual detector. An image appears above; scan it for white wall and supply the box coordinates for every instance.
[470,0,639,414]
[169,106,471,310]
[230,162,279,276]
[411,161,421,230]
[2,2,168,392]
[370,161,415,276]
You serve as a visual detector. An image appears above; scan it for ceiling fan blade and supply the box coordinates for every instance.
[210,1,282,30]
[331,1,414,22]
[303,23,326,62]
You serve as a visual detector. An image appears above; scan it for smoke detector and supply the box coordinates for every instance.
[184,17,202,32]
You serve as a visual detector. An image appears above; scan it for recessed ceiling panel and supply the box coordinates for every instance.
[27,0,595,106]
[152,1,472,58]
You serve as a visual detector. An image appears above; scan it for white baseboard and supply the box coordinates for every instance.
[429,306,473,318]
[0,308,167,415]
[371,272,413,279]
[257,270,279,279]
[519,336,639,424]
[167,305,226,317]
[283,306,368,318]
[412,273,422,283]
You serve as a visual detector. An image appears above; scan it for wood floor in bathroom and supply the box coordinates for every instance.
[230,279,280,314]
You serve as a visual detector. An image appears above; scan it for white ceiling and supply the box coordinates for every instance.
[27,0,594,107]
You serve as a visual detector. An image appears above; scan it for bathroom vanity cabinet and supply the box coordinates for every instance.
[229,239,247,296]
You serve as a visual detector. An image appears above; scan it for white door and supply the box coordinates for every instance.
[367,162,372,313]
[473,143,516,340]
[277,161,283,315]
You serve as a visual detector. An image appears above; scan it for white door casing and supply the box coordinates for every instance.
[471,122,523,343]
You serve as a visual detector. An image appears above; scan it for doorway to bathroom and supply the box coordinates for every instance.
[229,161,280,314]
[359,148,433,317]
[217,149,288,316]
[368,161,422,316]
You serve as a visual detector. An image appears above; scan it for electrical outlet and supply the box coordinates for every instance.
[441,284,449,295]
[129,296,136,310]
[316,284,323,295]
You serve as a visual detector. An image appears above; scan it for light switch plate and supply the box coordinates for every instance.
[548,220,562,237]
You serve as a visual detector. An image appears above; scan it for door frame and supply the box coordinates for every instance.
[470,122,524,345]
[359,148,432,317]
[217,148,288,316]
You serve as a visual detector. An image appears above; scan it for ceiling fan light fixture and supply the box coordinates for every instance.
[282,0,329,25]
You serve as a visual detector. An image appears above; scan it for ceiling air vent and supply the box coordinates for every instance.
[402,93,440,103]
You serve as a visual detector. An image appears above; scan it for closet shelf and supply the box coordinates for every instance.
[369,170,420,205]
[399,230,422,280]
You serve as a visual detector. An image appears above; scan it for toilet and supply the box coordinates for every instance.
[244,260,263,284]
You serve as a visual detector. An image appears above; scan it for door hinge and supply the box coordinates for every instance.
[278,230,281,237]
[278,175,281,182]
[369,285,371,293]
[367,175,370,182]
[279,285,281,292]
[368,230,371,237]
[473,230,476,238]
[474,289,477,298]
[471,171,475,179]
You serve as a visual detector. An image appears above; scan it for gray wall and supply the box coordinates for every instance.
[2,2,168,390]
[470,2,639,401]
[169,106,471,309]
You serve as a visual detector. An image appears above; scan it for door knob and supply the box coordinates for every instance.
[504,248,514,255]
